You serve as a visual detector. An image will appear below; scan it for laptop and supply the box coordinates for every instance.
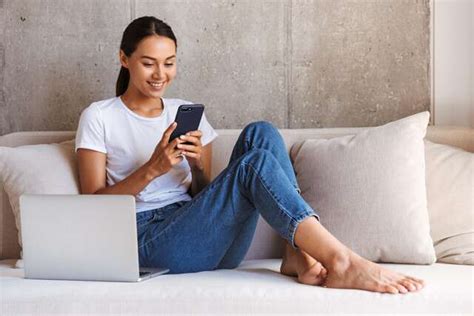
[19,194,169,282]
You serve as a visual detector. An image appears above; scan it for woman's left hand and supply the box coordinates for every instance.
[176,130,204,170]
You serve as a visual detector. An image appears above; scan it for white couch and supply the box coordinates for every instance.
[1,126,473,315]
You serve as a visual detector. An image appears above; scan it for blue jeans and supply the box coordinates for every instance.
[136,121,320,273]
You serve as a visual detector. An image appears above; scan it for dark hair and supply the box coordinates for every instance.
[116,16,177,96]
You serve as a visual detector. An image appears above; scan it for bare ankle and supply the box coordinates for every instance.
[327,249,353,274]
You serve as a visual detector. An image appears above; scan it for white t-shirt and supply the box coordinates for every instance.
[75,96,218,213]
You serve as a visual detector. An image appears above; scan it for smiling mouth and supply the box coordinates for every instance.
[148,81,165,89]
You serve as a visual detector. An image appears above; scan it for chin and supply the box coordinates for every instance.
[152,91,166,98]
[142,89,166,99]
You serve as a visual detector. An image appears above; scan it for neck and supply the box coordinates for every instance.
[120,87,163,112]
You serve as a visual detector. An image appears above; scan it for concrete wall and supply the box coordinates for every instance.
[0,0,431,135]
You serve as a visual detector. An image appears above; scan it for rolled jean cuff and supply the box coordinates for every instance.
[288,211,320,250]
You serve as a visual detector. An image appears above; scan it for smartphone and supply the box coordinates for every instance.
[169,104,205,144]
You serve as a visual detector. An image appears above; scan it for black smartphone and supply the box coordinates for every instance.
[169,104,205,144]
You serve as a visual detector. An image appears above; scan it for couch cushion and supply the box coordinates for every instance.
[0,140,80,262]
[0,258,472,314]
[290,112,436,264]
[1,127,473,261]
[425,140,473,264]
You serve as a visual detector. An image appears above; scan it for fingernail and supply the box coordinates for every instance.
[180,135,185,139]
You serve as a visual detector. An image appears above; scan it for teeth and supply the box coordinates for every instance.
[149,82,164,88]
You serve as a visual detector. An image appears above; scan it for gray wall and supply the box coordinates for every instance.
[0,0,431,135]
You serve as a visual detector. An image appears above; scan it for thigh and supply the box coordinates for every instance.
[138,160,256,274]
[136,201,187,244]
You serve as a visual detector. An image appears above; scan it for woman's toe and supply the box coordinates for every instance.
[394,283,408,294]
[321,267,328,277]
[314,262,323,273]
[401,279,417,292]
[314,275,326,286]
[385,284,399,294]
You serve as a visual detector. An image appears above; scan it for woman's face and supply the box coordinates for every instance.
[120,35,177,99]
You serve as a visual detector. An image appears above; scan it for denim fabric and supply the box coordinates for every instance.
[136,121,319,273]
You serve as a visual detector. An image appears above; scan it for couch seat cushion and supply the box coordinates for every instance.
[1,259,472,314]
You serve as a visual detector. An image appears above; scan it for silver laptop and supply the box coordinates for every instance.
[19,194,169,282]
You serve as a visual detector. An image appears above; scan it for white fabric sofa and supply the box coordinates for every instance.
[1,126,473,315]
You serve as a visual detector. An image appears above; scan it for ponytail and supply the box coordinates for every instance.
[116,66,130,97]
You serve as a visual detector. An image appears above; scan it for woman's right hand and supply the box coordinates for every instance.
[146,122,184,179]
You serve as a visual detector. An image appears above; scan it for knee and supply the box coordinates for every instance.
[242,121,278,138]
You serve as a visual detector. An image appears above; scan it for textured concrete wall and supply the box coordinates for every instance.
[0,0,431,135]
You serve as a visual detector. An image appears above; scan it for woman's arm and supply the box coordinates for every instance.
[78,142,212,197]
[189,143,212,197]
[77,122,183,195]
[76,148,157,195]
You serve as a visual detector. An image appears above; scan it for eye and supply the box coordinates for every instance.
[165,63,175,67]
[143,63,153,67]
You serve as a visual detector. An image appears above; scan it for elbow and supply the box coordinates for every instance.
[79,185,106,195]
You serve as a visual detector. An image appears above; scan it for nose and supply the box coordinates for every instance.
[153,65,166,80]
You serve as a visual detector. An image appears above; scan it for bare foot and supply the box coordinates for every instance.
[280,242,328,286]
[323,252,426,294]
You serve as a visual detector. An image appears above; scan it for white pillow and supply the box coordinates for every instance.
[425,140,473,265]
[0,140,80,265]
[290,111,436,264]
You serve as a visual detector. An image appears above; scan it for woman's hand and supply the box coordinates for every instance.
[146,122,185,179]
[177,130,204,171]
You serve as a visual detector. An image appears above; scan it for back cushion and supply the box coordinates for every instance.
[1,127,473,260]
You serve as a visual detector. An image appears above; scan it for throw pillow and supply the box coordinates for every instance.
[290,111,436,264]
[0,140,80,266]
[425,140,473,264]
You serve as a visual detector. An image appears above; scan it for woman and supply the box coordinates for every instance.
[76,16,425,294]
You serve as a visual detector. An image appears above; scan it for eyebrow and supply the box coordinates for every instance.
[140,55,176,61]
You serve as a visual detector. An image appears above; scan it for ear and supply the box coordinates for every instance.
[119,50,129,69]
